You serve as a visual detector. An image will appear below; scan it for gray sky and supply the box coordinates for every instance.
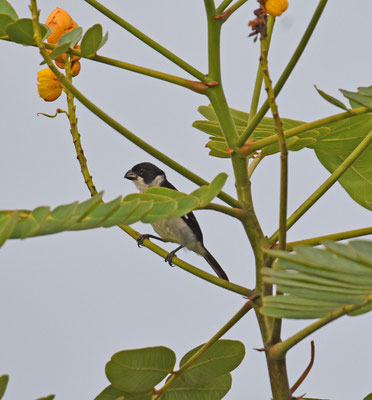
[1,0,372,399]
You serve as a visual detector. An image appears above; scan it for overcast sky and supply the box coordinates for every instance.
[1,1,372,399]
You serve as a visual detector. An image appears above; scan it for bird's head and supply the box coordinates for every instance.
[124,162,166,192]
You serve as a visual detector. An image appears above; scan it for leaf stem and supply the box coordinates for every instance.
[283,226,372,251]
[215,0,250,22]
[198,202,247,219]
[64,59,97,197]
[237,0,329,148]
[1,38,208,94]
[269,130,372,244]
[83,0,209,83]
[269,296,372,360]
[238,107,371,157]
[216,0,234,13]
[154,299,255,398]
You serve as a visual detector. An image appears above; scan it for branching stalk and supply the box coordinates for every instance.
[215,0,249,22]
[270,296,372,360]
[154,300,255,398]
[83,0,209,83]
[269,130,372,244]
[237,0,329,148]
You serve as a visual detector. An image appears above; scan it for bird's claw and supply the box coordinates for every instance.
[137,234,150,247]
[165,252,176,267]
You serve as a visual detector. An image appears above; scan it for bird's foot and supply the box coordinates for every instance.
[165,251,177,267]
[137,234,151,247]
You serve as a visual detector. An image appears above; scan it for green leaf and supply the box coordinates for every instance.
[261,240,372,319]
[94,385,151,400]
[161,374,231,400]
[0,13,14,36]
[6,18,47,45]
[363,393,372,400]
[191,173,228,207]
[81,24,103,57]
[57,26,83,46]
[99,31,109,50]
[0,0,18,20]
[194,104,320,158]
[36,396,55,400]
[105,346,176,393]
[179,340,245,386]
[0,375,9,400]
[314,85,350,111]
[340,87,372,110]
[308,112,372,210]
[49,42,72,60]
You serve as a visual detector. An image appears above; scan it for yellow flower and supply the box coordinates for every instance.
[37,68,63,102]
[46,8,78,44]
[266,0,288,16]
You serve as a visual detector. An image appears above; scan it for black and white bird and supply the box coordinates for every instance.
[124,162,229,281]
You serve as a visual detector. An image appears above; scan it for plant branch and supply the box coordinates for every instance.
[269,130,372,244]
[30,12,239,209]
[64,59,97,196]
[1,37,208,94]
[216,0,234,13]
[198,202,247,219]
[215,0,249,22]
[269,297,372,360]
[237,0,329,148]
[290,341,315,395]
[283,226,372,251]
[154,299,255,398]
[238,107,371,157]
[83,0,209,83]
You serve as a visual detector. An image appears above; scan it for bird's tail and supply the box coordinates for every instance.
[202,247,229,281]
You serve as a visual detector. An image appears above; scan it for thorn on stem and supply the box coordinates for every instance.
[290,341,315,395]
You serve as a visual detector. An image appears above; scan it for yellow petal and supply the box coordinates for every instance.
[37,68,62,102]
[266,0,289,16]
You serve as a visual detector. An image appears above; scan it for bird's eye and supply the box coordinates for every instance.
[139,169,144,175]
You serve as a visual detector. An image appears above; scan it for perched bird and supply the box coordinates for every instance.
[124,162,229,281]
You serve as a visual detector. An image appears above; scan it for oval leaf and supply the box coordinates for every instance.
[0,0,18,20]
[94,385,151,400]
[191,173,228,207]
[179,340,245,385]
[6,18,47,45]
[57,26,83,46]
[0,13,14,36]
[314,85,349,111]
[81,24,103,57]
[105,346,176,393]
[161,374,232,400]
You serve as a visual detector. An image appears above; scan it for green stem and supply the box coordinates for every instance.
[119,224,253,296]
[247,156,262,178]
[216,0,234,13]
[237,0,329,148]
[154,300,255,398]
[284,226,372,251]
[270,296,372,360]
[215,0,249,22]
[64,59,97,197]
[238,107,370,157]
[248,16,275,126]
[1,38,208,94]
[269,130,372,244]
[198,203,247,219]
[84,0,209,83]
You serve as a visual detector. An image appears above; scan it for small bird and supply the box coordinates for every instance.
[124,162,229,281]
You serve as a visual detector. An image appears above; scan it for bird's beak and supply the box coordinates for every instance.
[124,169,137,180]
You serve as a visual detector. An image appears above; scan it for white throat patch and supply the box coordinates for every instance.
[133,174,165,192]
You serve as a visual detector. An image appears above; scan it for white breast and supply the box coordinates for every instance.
[151,218,205,255]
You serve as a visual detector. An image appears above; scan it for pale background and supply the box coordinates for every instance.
[0,0,371,399]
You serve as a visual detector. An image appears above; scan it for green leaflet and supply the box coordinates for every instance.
[81,24,103,57]
[6,18,49,45]
[0,173,227,247]
[0,0,18,20]
[261,240,372,319]
[193,104,319,158]
[105,346,176,393]
[0,375,9,400]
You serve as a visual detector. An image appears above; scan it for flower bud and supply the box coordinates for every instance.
[46,8,78,44]
[37,68,62,102]
[71,61,81,77]
[266,0,288,16]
